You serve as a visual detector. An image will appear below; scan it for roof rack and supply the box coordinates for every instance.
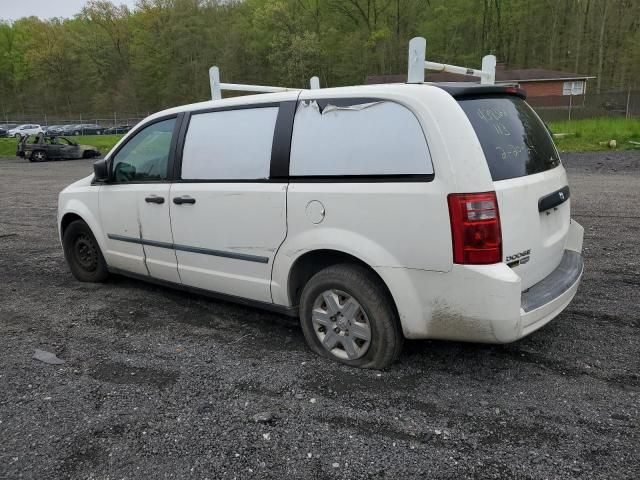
[208,36,495,99]
[209,67,321,100]
[407,37,496,85]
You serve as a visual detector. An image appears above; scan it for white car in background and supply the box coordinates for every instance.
[8,124,44,139]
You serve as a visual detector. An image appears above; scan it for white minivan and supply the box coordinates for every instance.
[58,82,584,368]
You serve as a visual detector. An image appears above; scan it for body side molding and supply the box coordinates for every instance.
[107,234,269,264]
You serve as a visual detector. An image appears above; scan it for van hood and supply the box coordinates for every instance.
[62,174,94,193]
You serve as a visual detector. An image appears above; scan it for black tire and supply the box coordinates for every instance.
[62,220,109,282]
[74,131,80,136]
[30,150,47,162]
[299,263,403,369]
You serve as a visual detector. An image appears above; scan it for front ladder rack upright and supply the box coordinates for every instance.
[407,37,496,85]
[209,67,321,100]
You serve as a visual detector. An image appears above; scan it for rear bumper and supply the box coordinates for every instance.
[518,250,583,337]
[376,219,584,342]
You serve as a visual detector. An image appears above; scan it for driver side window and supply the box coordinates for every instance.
[111,118,176,182]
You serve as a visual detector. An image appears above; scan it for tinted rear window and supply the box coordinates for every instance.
[458,96,560,181]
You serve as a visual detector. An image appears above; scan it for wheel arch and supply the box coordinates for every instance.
[60,212,84,238]
[286,249,401,328]
[58,199,107,256]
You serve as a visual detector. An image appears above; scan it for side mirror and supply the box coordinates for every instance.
[93,158,110,182]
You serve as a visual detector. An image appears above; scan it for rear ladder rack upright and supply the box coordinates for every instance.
[407,37,496,85]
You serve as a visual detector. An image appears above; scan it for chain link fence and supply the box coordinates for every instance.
[0,114,147,132]
[530,89,639,123]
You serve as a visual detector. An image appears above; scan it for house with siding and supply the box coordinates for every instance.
[366,64,595,108]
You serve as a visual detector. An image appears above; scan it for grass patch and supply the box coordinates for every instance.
[549,117,640,152]
[0,134,123,157]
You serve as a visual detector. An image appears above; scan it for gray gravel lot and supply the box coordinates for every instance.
[0,151,638,479]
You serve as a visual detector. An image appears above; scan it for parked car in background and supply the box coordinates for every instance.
[17,134,100,161]
[44,125,66,136]
[0,124,18,136]
[61,124,104,136]
[8,124,43,139]
[104,125,133,134]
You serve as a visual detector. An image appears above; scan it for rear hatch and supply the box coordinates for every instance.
[458,94,569,290]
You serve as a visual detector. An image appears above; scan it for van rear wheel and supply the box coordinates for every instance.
[62,220,109,282]
[299,264,403,369]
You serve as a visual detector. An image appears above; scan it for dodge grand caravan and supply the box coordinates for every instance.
[58,82,584,368]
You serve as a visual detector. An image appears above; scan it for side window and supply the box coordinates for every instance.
[111,118,176,182]
[289,100,433,177]
[181,107,278,180]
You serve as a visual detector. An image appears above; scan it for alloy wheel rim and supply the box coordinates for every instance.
[311,289,372,360]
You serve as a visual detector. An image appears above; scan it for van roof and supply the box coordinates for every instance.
[146,82,526,122]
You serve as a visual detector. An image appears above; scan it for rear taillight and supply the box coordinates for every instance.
[447,192,502,265]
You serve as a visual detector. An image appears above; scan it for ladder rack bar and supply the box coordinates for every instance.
[424,59,495,84]
[219,83,301,93]
[210,66,311,100]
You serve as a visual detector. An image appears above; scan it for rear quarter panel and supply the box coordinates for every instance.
[272,85,496,307]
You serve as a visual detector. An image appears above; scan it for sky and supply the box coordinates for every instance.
[0,0,138,21]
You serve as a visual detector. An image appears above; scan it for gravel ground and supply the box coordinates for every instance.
[0,151,638,479]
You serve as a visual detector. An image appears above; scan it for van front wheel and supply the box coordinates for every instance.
[299,264,403,369]
[62,220,109,282]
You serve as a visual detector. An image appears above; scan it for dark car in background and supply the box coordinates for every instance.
[44,125,66,136]
[103,124,133,134]
[0,124,18,137]
[61,124,105,136]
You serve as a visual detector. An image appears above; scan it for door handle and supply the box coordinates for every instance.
[538,186,570,212]
[173,196,196,205]
[145,195,165,204]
